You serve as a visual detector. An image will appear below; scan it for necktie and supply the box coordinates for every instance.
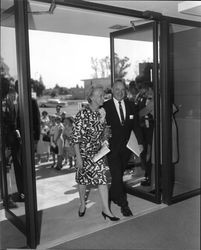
[118,101,124,125]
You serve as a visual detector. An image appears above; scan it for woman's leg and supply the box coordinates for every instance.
[78,184,86,212]
[98,184,114,217]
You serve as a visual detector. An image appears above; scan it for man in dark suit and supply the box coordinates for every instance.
[103,79,143,216]
[15,80,40,149]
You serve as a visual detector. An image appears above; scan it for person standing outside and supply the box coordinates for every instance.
[55,104,62,117]
[54,115,64,170]
[103,79,143,217]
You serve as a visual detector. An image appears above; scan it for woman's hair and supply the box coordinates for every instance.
[87,85,103,103]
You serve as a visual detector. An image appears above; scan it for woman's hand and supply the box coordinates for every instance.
[103,125,112,141]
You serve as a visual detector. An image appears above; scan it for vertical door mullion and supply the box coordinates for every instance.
[153,21,161,202]
[110,33,115,87]
[14,0,38,248]
[160,20,172,204]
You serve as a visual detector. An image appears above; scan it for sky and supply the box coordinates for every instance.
[29,30,110,88]
[2,27,153,89]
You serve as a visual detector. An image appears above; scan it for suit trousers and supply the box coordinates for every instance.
[8,131,24,195]
[107,146,131,207]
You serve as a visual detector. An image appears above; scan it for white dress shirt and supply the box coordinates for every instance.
[113,97,126,123]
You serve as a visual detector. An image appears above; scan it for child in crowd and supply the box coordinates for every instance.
[63,117,75,168]
[61,111,67,123]
[49,115,57,168]
[41,110,50,125]
[36,121,50,164]
[53,115,64,170]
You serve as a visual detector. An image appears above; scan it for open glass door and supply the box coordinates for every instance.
[161,20,201,204]
[110,21,161,203]
[0,0,38,248]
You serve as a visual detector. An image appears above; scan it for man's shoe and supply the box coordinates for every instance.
[141,178,151,186]
[121,206,133,217]
[12,193,25,202]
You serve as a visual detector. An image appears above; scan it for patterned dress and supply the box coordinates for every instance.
[72,106,107,185]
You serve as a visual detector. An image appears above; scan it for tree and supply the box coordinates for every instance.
[50,90,57,98]
[31,76,45,97]
[114,53,131,80]
[91,57,99,78]
[100,56,110,78]
[0,56,10,77]
[91,53,130,80]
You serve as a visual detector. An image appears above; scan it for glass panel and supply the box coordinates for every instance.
[169,24,201,196]
[1,0,26,221]
[113,24,156,194]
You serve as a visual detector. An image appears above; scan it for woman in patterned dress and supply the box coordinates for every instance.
[72,86,119,221]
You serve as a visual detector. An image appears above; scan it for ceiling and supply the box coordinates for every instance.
[1,1,201,37]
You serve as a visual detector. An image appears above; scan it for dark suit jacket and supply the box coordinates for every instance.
[32,98,41,141]
[103,98,143,153]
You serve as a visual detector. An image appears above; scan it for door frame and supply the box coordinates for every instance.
[0,1,38,248]
[14,0,38,247]
[110,21,161,204]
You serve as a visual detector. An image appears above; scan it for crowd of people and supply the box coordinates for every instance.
[36,105,75,170]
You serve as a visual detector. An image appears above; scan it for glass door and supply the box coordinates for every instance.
[110,21,161,203]
[164,21,201,203]
[0,0,38,248]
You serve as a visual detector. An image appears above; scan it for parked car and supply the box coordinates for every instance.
[77,101,89,110]
[39,99,66,108]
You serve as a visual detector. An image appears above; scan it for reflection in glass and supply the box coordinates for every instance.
[1,21,25,217]
[169,24,201,196]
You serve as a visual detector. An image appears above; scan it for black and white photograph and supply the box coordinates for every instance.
[0,1,200,249]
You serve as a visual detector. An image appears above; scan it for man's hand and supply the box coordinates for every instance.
[139,144,144,153]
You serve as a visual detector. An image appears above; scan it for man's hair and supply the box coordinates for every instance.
[1,76,10,98]
[135,75,152,90]
[113,78,126,89]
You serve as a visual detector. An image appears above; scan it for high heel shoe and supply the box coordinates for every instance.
[78,206,86,217]
[102,212,120,221]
